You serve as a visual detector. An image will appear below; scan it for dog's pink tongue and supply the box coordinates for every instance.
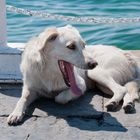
[65,62,82,96]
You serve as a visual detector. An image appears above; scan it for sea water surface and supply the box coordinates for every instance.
[7,0,140,49]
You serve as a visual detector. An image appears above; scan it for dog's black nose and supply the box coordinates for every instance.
[88,61,98,69]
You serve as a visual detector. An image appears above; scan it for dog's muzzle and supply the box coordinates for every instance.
[58,60,82,96]
[87,61,98,69]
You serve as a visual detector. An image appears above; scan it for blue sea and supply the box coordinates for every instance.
[7,0,140,49]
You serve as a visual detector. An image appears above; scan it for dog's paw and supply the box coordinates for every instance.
[105,101,118,111]
[55,91,72,104]
[7,112,24,125]
[55,93,69,104]
[123,102,135,114]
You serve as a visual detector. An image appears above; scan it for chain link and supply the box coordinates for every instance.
[6,5,140,24]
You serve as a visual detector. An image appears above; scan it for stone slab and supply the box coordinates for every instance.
[27,117,140,140]
[0,88,22,115]
[1,114,140,140]
[0,117,37,140]
[1,85,140,140]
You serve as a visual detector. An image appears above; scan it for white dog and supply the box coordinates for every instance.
[7,25,140,125]
[7,25,97,125]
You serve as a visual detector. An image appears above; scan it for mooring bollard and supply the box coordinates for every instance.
[0,0,7,47]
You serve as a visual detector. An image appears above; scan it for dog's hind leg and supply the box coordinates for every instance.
[87,68,127,111]
[7,85,38,125]
[123,80,140,113]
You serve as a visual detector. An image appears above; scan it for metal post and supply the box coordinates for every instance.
[0,0,7,47]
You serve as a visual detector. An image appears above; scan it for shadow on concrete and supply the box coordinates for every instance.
[0,84,22,98]
[25,90,127,132]
[0,87,127,132]
[64,113,127,132]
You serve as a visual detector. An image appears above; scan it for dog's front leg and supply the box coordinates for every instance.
[55,73,86,104]
[7,85,38,125]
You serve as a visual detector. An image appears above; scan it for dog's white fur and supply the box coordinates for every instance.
[7,25,140,125]
[7,25,95,125]
[86,45,140,111]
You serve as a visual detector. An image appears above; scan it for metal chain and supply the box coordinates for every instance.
[6,5,140,24]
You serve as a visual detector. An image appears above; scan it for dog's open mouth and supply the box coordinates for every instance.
[58,60,82,96]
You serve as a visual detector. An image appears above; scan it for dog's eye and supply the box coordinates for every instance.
[67,43,76,50]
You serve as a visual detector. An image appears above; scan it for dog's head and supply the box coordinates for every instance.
[39,25,97,69]
[38,25,97,95]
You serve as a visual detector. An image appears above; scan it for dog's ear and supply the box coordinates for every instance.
[39,27,58,52]
[46,28,58,42]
